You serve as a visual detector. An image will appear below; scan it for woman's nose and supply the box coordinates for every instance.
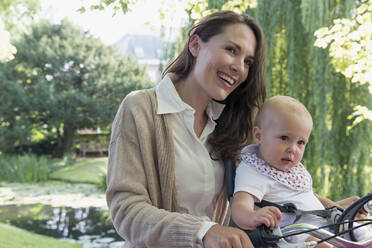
[231,58,245,75]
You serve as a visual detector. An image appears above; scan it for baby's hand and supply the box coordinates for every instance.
[251,206,282,229]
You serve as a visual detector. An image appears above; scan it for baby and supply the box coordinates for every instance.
[231,95,332,247]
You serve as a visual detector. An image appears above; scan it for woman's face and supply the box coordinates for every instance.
[189,23,257,101]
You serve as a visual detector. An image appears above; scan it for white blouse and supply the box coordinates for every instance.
[155,75,225,241]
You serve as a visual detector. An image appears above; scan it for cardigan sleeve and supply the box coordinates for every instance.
[106,90,207,247]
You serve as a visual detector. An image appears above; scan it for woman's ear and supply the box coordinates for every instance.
[252,126,262,144]
[188,34,200,57]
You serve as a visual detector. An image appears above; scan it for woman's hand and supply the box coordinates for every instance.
[203,225,254,248]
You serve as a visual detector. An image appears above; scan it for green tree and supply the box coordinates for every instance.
[0,0,40,26]
[0,19,16,61]
[78,0,143,14]
[0,0,41,61]
[0,19,152,156]
[314,0,372,129]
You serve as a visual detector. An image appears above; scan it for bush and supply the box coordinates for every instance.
[11,135,62,157]
[0,154,56,182]
[97,173,107,192]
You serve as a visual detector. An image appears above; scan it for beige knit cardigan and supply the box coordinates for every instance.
[106,88,230,248]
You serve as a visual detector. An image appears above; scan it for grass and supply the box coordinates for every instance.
[0,222,81,248]
[49,157,107,184]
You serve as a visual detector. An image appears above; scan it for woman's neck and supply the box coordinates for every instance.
[173,75,211,137]
[173,75,210,115]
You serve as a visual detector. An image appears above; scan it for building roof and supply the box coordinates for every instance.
[115,34,166,61]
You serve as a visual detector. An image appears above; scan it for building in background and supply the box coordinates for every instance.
[115,34,167,82]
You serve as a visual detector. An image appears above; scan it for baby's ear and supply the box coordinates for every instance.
[252,126,262,143]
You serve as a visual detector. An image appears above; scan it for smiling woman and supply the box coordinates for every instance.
[184,22,256,102]
[106,10,266,248]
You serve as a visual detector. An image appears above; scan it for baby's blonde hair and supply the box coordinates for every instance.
[254,96,313,128]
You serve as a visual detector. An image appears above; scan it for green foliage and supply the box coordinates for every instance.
[0,154,55,183]
[74,133,110,144]
[0,18,16,61]
[0,0,41,58]
[78,0,142,15]
[314,0,372,129]
[10,134,60,157]
[185,0,257,21]
[74,132,110,153]
[0,19,152,155]
[0,0,41,21]
[97,173,107,192]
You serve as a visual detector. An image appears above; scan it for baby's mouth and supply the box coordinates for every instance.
[281,158,292,163]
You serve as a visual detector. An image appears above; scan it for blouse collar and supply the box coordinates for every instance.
[155,74,225,121]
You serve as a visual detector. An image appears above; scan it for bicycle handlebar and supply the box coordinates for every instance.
[336,192,372,241]
[246,222,372,248]
[281,223,372,248]
[245,192,372,247]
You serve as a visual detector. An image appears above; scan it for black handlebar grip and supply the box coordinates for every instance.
[246,229,267,248]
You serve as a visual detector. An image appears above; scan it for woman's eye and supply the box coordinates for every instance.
[226,47,235,54]
[244,59,253,66]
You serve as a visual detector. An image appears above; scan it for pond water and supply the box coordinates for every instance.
[0,204,125,248]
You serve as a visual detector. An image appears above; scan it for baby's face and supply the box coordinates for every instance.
[253,111,312,171]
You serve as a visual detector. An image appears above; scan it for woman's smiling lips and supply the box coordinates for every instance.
[217,71,236,87]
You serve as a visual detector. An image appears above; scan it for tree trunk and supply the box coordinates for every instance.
[54,125,63,157]
[63,123,75,156]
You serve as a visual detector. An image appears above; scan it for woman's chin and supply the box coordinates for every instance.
[212,91,230,102]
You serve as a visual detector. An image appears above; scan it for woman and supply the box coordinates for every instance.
[106,10,266,247]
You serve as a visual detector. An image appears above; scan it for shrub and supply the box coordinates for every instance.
[97,173,107,192]
[0,154,56,183]
[11,135,62,157]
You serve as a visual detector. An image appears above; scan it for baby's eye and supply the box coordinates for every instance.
[280,136,288,141]
[298,140,306,145]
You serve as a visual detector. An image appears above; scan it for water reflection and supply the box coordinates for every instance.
[0,204,123,247]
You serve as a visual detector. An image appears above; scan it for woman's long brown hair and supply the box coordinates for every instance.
[162,10,266,161]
